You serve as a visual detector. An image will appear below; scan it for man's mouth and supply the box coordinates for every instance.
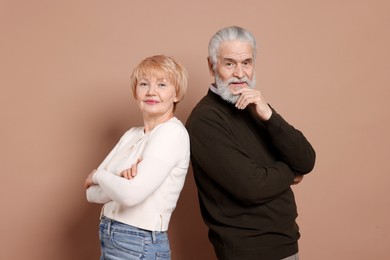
[229,82,248,90]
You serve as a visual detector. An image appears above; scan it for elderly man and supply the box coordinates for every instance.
[186,26,316,260]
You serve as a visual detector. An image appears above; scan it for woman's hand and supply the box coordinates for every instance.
[84,169,97,189]
[120,158,142,180]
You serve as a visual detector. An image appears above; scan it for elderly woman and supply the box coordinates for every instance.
[85,55,189,260]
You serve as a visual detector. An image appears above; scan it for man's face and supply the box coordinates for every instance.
[210,40,255,103]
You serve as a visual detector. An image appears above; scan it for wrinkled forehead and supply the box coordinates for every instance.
[218,40,254,60]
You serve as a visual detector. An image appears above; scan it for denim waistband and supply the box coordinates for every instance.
[99,216,167,243]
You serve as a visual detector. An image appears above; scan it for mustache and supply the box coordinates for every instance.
[227,77,250,84]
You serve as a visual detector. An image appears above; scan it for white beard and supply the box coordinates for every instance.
[215,74,256,104]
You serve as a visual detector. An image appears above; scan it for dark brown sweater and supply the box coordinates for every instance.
[186,89,316,260]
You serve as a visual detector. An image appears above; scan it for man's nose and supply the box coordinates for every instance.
[233,65,244,78]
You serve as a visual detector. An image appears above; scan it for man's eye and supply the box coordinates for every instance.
[225,62,234,68]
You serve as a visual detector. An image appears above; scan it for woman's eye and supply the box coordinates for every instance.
[158,83,167,88]
[139,82,148,87]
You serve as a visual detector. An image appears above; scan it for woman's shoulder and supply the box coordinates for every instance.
[152,117,188,138]
[159,117,185,129]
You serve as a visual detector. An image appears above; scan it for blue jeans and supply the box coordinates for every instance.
[99,216,171,260]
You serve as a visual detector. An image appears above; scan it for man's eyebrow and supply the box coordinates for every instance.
[222,58,237,62]
[222,57,253,63]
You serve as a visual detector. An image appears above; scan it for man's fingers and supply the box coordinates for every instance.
[292,175,304,185]
[236,93,260,110]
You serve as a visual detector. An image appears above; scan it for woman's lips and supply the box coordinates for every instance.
[144,99,159,105]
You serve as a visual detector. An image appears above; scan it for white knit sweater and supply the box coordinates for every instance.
[86,117,190,231]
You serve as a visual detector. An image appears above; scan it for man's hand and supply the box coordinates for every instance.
[232,88,272,121]
[292,175,304,185]
[84,169,97,189]
[120,158,142,180]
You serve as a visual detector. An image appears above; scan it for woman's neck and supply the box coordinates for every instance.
[143,113,174,133]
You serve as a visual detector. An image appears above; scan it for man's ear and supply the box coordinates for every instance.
[207,57,215,76]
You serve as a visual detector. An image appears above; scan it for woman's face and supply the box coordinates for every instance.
[135,74,178,119]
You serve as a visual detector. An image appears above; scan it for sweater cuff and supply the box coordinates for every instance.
[264,107,283,128]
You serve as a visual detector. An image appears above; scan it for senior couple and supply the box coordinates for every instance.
[85,26,316,260]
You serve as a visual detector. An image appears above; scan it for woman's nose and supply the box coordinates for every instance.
[146,84,156,95]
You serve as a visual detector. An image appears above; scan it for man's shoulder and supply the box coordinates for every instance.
[186,100,235,136]
[192,90,230,112]
[188,96,226,121]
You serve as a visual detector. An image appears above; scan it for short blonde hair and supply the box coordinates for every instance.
[130,55,188,105]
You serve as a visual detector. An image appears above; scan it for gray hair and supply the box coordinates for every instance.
[208,26,257,70]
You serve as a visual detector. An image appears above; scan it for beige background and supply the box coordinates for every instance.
[1,0,389,259]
